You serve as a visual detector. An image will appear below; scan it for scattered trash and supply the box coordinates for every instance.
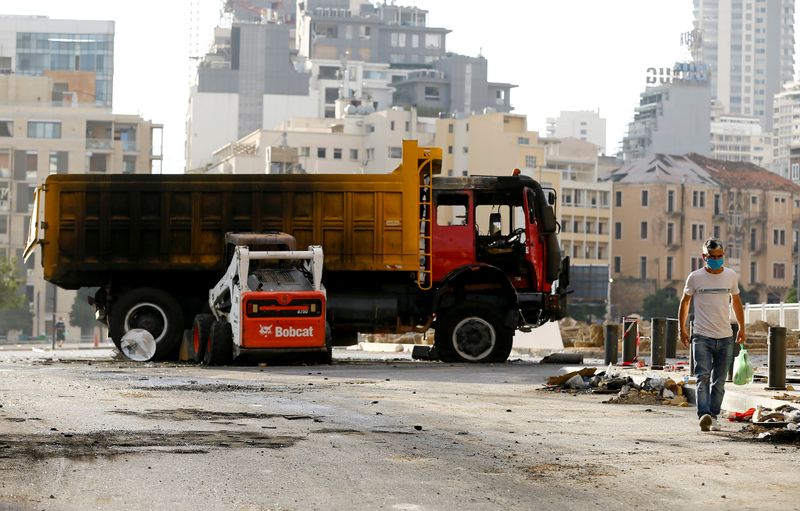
[540,353,584,364]
[729,403,800,445]
[541,367,688,407]
[774,393,800,404]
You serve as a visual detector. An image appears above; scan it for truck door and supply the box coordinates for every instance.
[432,192,474,282]
[524,188,545,292]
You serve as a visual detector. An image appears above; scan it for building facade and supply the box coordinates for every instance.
[0,16,115,108]
[609,154,800,307]
[772,81,800,180]
[710,109,771,167]
[691,0,795,131]
[546,110,607,154]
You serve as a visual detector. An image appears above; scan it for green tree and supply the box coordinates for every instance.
[642,288,680,319]
[0,258,32,336]
[70,287,100,334]
[787,286,798,303]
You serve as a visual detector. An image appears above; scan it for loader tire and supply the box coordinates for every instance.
[204,320,233,366]
[108,287,184,361]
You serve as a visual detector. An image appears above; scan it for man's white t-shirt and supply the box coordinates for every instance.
[683,267,739,339]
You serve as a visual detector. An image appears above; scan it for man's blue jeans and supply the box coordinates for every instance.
[692,334,734,418]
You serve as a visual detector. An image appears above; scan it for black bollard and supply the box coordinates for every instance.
[650,317,666,369]
[726,323,741,382]
[665,318,678,358]
[766,326,787,390]
[604,323,619,366]
[622,317,638,364]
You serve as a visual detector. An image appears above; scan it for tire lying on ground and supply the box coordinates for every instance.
[108,287,184,361]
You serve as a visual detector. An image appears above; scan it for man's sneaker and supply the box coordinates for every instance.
[699,414,713,432]
[710,417,721,431]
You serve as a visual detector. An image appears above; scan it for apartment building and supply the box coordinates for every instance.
[691,0,795,131]
[710,109,772,167]
[543,137,612,310]
[609,153,800,306]
[546,110,607,155]
[772,81,800,180]
[0,74,162,336]
[207,107,434,175]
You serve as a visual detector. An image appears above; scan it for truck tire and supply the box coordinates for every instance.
[204,320,233,366]
[108,287,184,361]
[434,302,513,363]
[192,314,214,363]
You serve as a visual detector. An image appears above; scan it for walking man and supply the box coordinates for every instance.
[678,238,745,431]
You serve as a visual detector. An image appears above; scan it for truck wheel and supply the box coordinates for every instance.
[204,320,233,366]
[108,288,184,361]
[192,314,214,363]
[434,302,513,363]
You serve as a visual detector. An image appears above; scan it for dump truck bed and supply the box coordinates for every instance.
[32,141,441,289]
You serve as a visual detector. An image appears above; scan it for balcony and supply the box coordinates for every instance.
[86,138,113,150]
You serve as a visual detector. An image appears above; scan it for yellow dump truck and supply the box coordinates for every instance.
[26,140,568,362]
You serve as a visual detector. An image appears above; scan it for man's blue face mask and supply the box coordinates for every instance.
[706,257,724,270]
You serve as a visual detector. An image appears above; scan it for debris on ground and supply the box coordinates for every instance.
[727,404,800,445]
[774,392,800,404]
[541,366,689,407]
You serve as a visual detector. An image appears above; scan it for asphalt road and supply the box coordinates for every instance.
[0,348,797,511]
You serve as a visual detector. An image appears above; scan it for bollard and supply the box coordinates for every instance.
[650,317,666,369]
[604,323,619,366]
[665,318,678,358]
[766,326,787,390]
[726,323,741,382]
[622,317,638,364]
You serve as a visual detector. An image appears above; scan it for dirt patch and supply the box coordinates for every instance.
[131,383,306,393]
[0,430,301,460]
[109,408,319,422]
[522,462,611,480]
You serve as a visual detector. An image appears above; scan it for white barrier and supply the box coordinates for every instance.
[744,302,800,330]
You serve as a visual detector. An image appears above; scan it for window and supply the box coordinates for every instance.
[792,164,800,180]
[388,146,402,158]
[713,225,721,240]
[300,146,310,157]
[713,193,721,215]
[641,189,649,207]
[773,263,786,279]
[424,86,440,100]
[691,223,705,241]
[750,261,757,284]
[366,148,374,161]
[667,222,674,245]
[447,146,453,154]
[750,228,757,250]
[317,147,326,158]
[350,149,358,160]
[614,256,621,273]
[390,121,395,131]
[640,221,648,239]
[448,124,454,133]
[615,190,622,207]
[614,222,622,240]
[667,190,675,212]
[436,193,468,226]
[518,137,530,145]
[525,155,536,168]
[640,256,647,279]
[49,151,68,174]
[333,148,342,160]
[27,121,61,139]
[691,257,701,271]
[0,120,11,137]
[773,228,786,245]
[411,34,419,48]
[425,33,441,49]
[462,147,468,154]
[666,256,673,280]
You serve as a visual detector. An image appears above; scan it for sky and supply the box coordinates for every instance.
[2,1,796,172]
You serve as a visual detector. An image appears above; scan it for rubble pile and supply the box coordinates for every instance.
[542,367,689,407]
[730,403,800,445]
[559,319,603,348]
[744,320,799,348]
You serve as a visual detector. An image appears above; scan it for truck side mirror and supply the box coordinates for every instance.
[548,192,556,206]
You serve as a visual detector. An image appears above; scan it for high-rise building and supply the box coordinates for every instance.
[710,108,771,167]
[772,81,800,180]
[0,16,115,108]
[691,0,795,131]
[546,110,607,154]
[622,80,711,161]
